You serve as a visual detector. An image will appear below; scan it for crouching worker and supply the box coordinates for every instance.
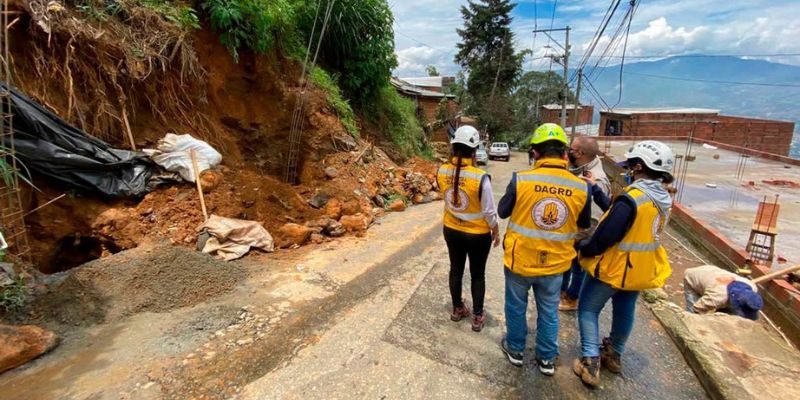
[573,141,675,388]
[684,265,763,320]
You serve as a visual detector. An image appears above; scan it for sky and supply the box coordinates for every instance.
[391,0,800,78]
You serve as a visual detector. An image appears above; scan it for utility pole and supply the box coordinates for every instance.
[571,67,583,139]
[561,26,570,128]
[532,26,570,127]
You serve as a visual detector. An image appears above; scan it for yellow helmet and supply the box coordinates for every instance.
[530,123,568,146]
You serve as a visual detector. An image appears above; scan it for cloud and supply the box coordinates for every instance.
[395,46,456,77]
[392,0,800,77]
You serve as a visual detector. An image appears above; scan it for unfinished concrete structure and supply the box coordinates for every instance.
[599,108,796,156]
[540,103,594,128]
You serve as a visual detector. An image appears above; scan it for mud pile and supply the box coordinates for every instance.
[30,244,246,326]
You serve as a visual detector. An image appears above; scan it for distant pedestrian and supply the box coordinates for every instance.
[683,264,763,320]
[560,135,612,311]
[498,123,591,376]
[437,125,500,333]
[573,140,676,388]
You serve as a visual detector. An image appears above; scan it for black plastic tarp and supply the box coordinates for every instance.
[2,82,157,198]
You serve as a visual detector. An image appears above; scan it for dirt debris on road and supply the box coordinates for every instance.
[28,243,247,327]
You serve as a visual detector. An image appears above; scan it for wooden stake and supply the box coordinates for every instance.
[24,193,66,217]
[122,108,137,151]
[190,150,209,221]
[752,264,800,285]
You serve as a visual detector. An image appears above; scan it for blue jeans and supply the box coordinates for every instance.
[578,275,639,357]
[560,258,585,300]
[504,268,562,360]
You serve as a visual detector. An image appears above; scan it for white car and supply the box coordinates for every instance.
[476,143,489,165]
[489,142,510,161]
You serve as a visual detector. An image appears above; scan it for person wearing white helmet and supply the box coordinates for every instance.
[436,125,500,332]
[572,140,675,388]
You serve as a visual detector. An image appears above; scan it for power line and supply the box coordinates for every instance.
[547,0,558,72]
[624,71,800,87]
[612,0,638,109]
[576,52,800,59]
[394,29,436,49]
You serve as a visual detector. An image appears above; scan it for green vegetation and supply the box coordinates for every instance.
[367,86,428,159]
[68,0,426,158]
[455,0,524,135]
[142,0,201,30]
[308,67,359,138]
[0,276,27,313]
[299,0,397,102]
[506,71,576,145]
[201,0,296,62]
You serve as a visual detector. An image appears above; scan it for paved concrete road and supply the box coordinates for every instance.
[241,153,707,399]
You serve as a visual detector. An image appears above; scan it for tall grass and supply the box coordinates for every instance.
[367,85,428,159]
[308,67,359,138]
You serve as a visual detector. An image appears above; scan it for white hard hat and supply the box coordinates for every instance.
[621,140,676,174]
[451,125,481,148]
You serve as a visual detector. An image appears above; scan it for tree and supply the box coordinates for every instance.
[445,71,474,113]
[455,0,523,136]
[303,0,398,102]
[425,65,440,76]
[507,71,576,145]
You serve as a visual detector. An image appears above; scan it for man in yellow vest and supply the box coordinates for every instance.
[498,123,592,376]
[573,140,675,388]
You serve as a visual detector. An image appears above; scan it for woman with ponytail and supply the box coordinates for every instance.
[436,125,500,332]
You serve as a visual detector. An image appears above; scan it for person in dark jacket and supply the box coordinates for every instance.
[573,140,676,388]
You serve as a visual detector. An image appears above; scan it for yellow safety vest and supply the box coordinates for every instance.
[437,159,491,235]
[503,159,589,276]
[579,187,672,290]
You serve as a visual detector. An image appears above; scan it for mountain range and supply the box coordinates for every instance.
[582,55,800,158]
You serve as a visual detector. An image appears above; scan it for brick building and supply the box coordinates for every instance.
[599,108,796,156]
[540,104,594,127]
[391,78,460,142]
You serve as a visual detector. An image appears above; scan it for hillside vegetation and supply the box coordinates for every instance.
[16,0,426,159]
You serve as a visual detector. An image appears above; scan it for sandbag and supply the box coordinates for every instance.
[147,133,222,182]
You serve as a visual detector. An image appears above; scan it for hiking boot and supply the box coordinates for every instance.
[573,357,601,388]
[601,337,622,374]
[451,300,471,322]
[558,297,579,311]
[501,339,524,367]
[471,312,485,332]
[536,357,556,376]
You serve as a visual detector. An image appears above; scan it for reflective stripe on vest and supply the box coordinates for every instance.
[437,162,491,234]
[517,173,589,192]
[617,241,661,252]
[503,159,589,277]
[450,211,484,221]
[507,222,577,241]
[579,187,672,290]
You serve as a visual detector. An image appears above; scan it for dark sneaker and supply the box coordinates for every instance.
[536,357,556,376]
[471,312,485,332]
[501,339,524,367]
[558,297,579,311]
[451,299,471,322]
[601,337,622,374]
[573,357,601,388]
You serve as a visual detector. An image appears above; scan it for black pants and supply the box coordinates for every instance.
[443,226,492,315]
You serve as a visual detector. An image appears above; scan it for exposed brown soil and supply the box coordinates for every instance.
[7,6,439,272]
[29,243,246,327]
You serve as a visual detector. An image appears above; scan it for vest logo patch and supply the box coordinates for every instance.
[652,212,667,242]
[532,198,568,230]
[445,188,470,212]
